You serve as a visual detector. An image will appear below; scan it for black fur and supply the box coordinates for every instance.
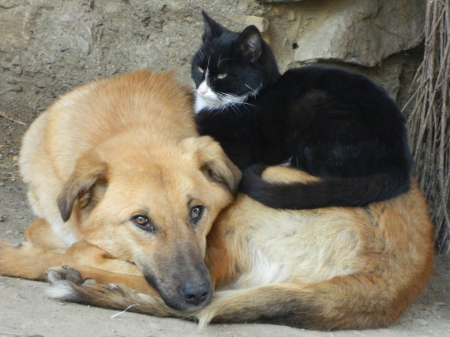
[193,12,413,210]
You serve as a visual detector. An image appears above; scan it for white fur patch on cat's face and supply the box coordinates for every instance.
[195,80,221,110]
[194,70,257,113]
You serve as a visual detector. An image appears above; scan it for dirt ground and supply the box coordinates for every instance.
[0,117,449,336]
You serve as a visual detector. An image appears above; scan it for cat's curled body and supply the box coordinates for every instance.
[193,12,413,210]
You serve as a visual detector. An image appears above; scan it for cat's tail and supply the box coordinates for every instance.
[239,164,411,209]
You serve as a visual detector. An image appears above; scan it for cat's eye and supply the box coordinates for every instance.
[217,73,227,79]
[198,66,204,73]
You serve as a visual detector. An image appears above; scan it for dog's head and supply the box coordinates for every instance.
[57,135,241,311]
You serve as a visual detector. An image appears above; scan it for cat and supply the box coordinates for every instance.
[192,11,413,210]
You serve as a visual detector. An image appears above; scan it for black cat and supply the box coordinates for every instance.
[192,11,413,210]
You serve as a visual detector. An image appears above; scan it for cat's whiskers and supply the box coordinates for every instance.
[229,104,241,117]
[215,94,244,116]
[218,55,233,67]
[198,49,205,61]
[238,101,254,111]
[245,83,263,98]
[219,93,244,104]
[215,92,255,114]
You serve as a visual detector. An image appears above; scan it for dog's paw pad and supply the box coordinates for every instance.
[107,283,121,290]
[82,279,97,286]
[61,265,83,284]
[46,267,67,284]
[46,265,85,285]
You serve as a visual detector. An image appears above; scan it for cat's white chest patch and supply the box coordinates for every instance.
[195,94,210,113]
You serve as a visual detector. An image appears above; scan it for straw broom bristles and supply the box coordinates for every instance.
[406,0,450,253]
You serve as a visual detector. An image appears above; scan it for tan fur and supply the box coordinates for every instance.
[43,167,434,330]
[0,70,241,312]
[200,167,434,329]
[0,70,434,330]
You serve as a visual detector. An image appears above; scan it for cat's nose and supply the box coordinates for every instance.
[198,82,208,95]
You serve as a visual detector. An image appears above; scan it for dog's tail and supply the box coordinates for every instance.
[199,271,432,330]
[47,266,431,330]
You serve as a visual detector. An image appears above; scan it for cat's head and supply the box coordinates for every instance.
[192,11,279,113]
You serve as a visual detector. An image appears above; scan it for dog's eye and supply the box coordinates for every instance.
[131,215,155,232]
[190,205,204,225]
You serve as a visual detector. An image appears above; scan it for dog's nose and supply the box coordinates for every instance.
[180,282,210,306]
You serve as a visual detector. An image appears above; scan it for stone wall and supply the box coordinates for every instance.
[0,0,264,126]
[0,0,425,146]
[264,0,425,111]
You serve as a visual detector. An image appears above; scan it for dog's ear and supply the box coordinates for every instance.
[184,136,242,195]
[57,152,108,222]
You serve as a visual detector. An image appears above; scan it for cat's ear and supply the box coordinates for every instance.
[234,25,262,62]
[202,11,225,41]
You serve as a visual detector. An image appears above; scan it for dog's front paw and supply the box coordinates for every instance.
[46,265,98,301]
[46,265,94,286]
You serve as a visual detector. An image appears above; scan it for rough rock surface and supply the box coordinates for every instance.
[0,0,263,126]
[0,0,425,127]
[288,0,425,67]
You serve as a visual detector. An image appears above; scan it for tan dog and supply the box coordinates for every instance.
[44,167,434,331]
[0,71,434,330]
[0,70,241,312]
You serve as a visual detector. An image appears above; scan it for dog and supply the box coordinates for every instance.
[0,70,241,312]
[0,70,434,330]
[42,166,434,331]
